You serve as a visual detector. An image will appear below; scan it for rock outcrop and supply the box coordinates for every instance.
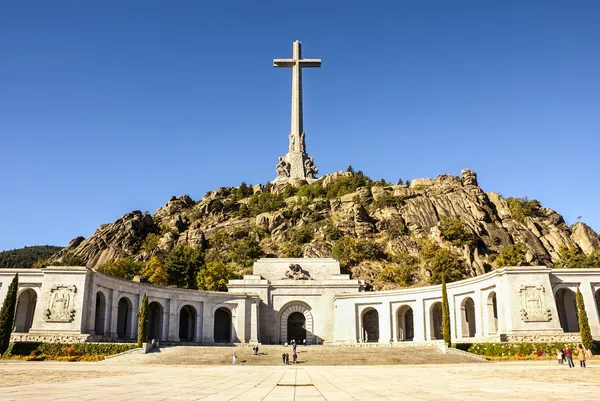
[50,170,599,285]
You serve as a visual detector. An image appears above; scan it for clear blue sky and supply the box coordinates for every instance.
[1,1,599,251]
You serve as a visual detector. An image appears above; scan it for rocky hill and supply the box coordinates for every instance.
[48,169,600,290]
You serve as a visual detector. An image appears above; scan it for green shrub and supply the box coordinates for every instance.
[97,258,144,280]
[332,236,386,269]
[462,342,578,357]
[552,247,600,269]
[0,274,18,354]
[506,197,542,223]
[36,342,138,357]
[495,244,527,267]
[576,288,593,350]
[138,293,148,346]
[439,218,474,247]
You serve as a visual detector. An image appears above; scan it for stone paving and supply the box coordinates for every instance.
[0,359,598,400]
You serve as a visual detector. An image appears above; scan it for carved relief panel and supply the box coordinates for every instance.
[45,284,77,322]
[519,285,552,322]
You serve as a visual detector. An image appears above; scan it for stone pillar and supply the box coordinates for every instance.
[131,293,140,340]
[109,289,119,337]
[103,292,111,336]
[250,299,259,343]
[202,303,214,343]
[168,300,179,341]
[581,283,600,336]
[475,291,485,339]
[194,302,204,343]
[378,302,392,343]
[413,300,426,342]
[162,300,170,341]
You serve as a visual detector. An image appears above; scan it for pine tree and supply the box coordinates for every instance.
[441,271,451,347]
[137,293,148,347]
[576,287,593,350]
[0,273,18,354]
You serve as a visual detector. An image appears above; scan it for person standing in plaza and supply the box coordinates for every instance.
[576,344,587,368]
[232,352,237,364]
[563,346,574,368]
[557,349,564,364]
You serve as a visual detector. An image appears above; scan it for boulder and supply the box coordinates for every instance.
[570,222,600,255]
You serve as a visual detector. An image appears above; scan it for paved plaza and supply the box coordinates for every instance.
[0,359,598,400]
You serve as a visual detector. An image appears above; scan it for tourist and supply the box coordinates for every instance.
[293,342,297,353]
[282,353,286,364]
[256,345,259,356]
[252,345,256,356]
[285,352,290,364]
[557,349,564,364]
[232,352,237,364]
[563,346,574,368]
[576,344,587,368]
[303,339,306,346]
[293,352,297,364]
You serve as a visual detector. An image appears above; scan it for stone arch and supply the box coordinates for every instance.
[94,291,107,335]
[14,288,37,333]
[429,302,443,340]
[461,297,476,338]
[117,296,133,339]
[280,302,314,345]
[179,304,197,342]
[147,301,164,341]
[555,288,579,333]
[214,307,232,343]
[396,305,414,341]
[486,291,498,335]
[361,307,379,343]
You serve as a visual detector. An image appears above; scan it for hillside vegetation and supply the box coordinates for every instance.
[0,246,63,268]
[46,168,600,291]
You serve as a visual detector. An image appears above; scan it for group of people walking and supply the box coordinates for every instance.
[282,339,299,365]
[557,344,590,368]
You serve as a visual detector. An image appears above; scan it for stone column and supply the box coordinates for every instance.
[250,299,259,343]
[194,302,204,343]
[413,300,426,342]
[581,283,600,336]
[131,293,140,340]
[109,289,119,337]
[202,303,214,343]
[379,302,392,343]
[168,300,179,341]
[162,300,170,341]
[475,291,485,339]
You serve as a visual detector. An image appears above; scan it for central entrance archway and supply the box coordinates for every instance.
[280,303,314,344]
[287,312,306,343]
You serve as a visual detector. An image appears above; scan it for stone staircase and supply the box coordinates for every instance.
[103,344,485,366]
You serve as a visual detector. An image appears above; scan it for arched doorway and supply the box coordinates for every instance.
[362,308,379,343]
[214,307,232,343]
[117,297,133,339]
[179,305,196,342]
[486,292,498,335]
[555,288,579,333]
[287,312,306,343]
[595,289,600,322]
[147,301,164,341]
[430,302,443,340]
[94,292,106,335]
[461,297,476,338]
[397,305,414,341]
[14,289,37,333]
[280,303,314,344]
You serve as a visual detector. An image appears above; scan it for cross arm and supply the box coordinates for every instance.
[274,59,295,67]
[298,59,321,68]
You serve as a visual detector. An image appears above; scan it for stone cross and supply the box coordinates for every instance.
[273,41,320,182]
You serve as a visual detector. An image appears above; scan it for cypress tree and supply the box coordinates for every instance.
[137,293,148,347]
[441,271,451,347]
[0,273,18,354]
[576,287,593,350]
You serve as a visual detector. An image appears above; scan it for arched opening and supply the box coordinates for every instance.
[147,301,164,341]
[179,305,196,342]
[14,289,37,333]
[555,288,579,333]
[362,308,379,343]
[287,312,306,343]
[280,303,315,344]
[214,307,232,343]
[430,302,443,340]
[486,292,498,335]
[461,297,476,338]
[117,297,133,339]
[94,292,106,335]
[396,305,414,341]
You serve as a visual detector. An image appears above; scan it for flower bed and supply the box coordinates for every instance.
[2,342,138,361]
[455,342,579,357]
